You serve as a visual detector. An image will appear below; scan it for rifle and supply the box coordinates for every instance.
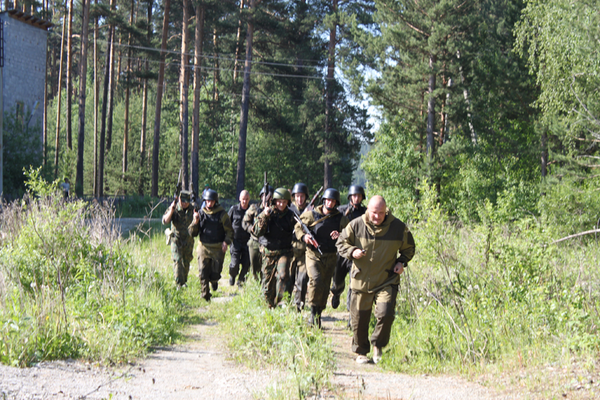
[306,186,324,212]
[174,168,182,202]
[291,209,323,255]
[262,171,272,210]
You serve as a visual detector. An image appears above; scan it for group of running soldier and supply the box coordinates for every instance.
[163,183,415,365]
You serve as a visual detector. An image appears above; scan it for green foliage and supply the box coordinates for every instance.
[0,174,187,366]
[211,280,335,399]
[383,186,600,373]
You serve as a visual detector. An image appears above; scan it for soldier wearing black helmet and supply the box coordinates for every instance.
[242,185,273,281]
[289,183,310,309]
[331,185,367,310]
[189,189,233,301]
[295,188,349,327]
[163,190,195,287]
[253,187,296,308]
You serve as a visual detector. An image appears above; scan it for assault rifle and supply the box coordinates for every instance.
[291,209,323,255]
[174,168,182,201]
[306,186,324,212]
[262,171,272,209]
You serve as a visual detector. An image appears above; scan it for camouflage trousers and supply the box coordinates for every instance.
[306,252,337,311]
[198,242,225,301]
[350,284,398,356]
[248,238,262,281]
[171,237,194,286]
[261,248,292,308]
[292,249,308,309]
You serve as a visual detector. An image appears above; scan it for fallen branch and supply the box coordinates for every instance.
[551,229,600,244]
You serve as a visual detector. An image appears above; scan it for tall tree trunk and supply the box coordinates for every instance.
[232,0,245,83]
[65,0,73,150]
[93,0,98,195]
[140,0,153,195]
[54,14,66,179]
[106,16,116,154]
[151,0,172,197]
[180,0,190,190]
[426,53,436,161]
[212,27,219,102]
[192,4,205,196]
[122,0,135,191]
[43,39,48,165]
[541,131,548,178]
[97,4,115,198]
[235,0,258,197]
[75,0,90,197]
[323,0,337,189]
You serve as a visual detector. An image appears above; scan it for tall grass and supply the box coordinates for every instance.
[0,169,192,366]
[209,280,335,399]
[384,183,600,377]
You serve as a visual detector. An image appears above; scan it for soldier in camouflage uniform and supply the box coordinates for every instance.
[189,189,233,301]
[242,185,273,281]
[162,190,195,287]
[295,188,349,327]
[289,183,310,311]
[330,185,367,310]
[253,188,295,308]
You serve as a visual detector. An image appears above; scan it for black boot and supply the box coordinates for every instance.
[309,306,322,328]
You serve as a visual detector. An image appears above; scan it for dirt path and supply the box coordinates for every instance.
[0,283,511,400]
[319,308,510,400]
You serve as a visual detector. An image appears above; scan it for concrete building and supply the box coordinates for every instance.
[0,9,51,126]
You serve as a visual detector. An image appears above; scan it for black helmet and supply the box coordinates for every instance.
[259,185,274,197]
[321,188,341,206]
[347,185,366,201]
[291,183,309,196]
[272,187,291,202]
[202,189,218,202]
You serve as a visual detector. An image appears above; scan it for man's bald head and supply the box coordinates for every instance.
[367,195,387,226]
[239,190,250,209]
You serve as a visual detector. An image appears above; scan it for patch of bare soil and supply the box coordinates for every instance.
[318,308,513,400]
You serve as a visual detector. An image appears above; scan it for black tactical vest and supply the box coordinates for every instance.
[200,209,226,244]
[338,203,366,222]
[229,204,250,242]
[311,210,343,254]
[258,209,295,251]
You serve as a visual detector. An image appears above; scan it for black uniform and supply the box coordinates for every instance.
[228,203,251,285]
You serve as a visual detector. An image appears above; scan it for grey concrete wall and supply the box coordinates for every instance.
[0,13,47,129]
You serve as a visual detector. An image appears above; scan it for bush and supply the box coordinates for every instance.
[0,171,184,366]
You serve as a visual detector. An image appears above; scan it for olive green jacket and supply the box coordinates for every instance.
[336,210,415,293]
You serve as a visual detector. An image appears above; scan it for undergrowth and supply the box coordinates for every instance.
[209,280,335,399]
[0,168,193,366]
[383,182,600,382]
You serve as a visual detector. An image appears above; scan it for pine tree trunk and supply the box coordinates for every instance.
[426,53,436,161]
[192,4,205,196]
[122,0,135,191]
[98,3,115,198]
[139,0,153,195]
[151,0,172,197]
[180,0,190,190]
[65,0,73,150]
[212,27,219,102]
[54,14,66,179]
[93,0,98,195]
[324,0,337,189]
[75,0,90,197]
[235,0,257,197]
[106,17,116,154]
[232,0,246,83]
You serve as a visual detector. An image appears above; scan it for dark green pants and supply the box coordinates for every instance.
[248,238,262,281]
[306,252,337,310]
[171,237,194,285]
[262,249,292,308]
[350,285,398,355]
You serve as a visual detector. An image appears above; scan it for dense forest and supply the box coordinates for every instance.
[3,0,600,231]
